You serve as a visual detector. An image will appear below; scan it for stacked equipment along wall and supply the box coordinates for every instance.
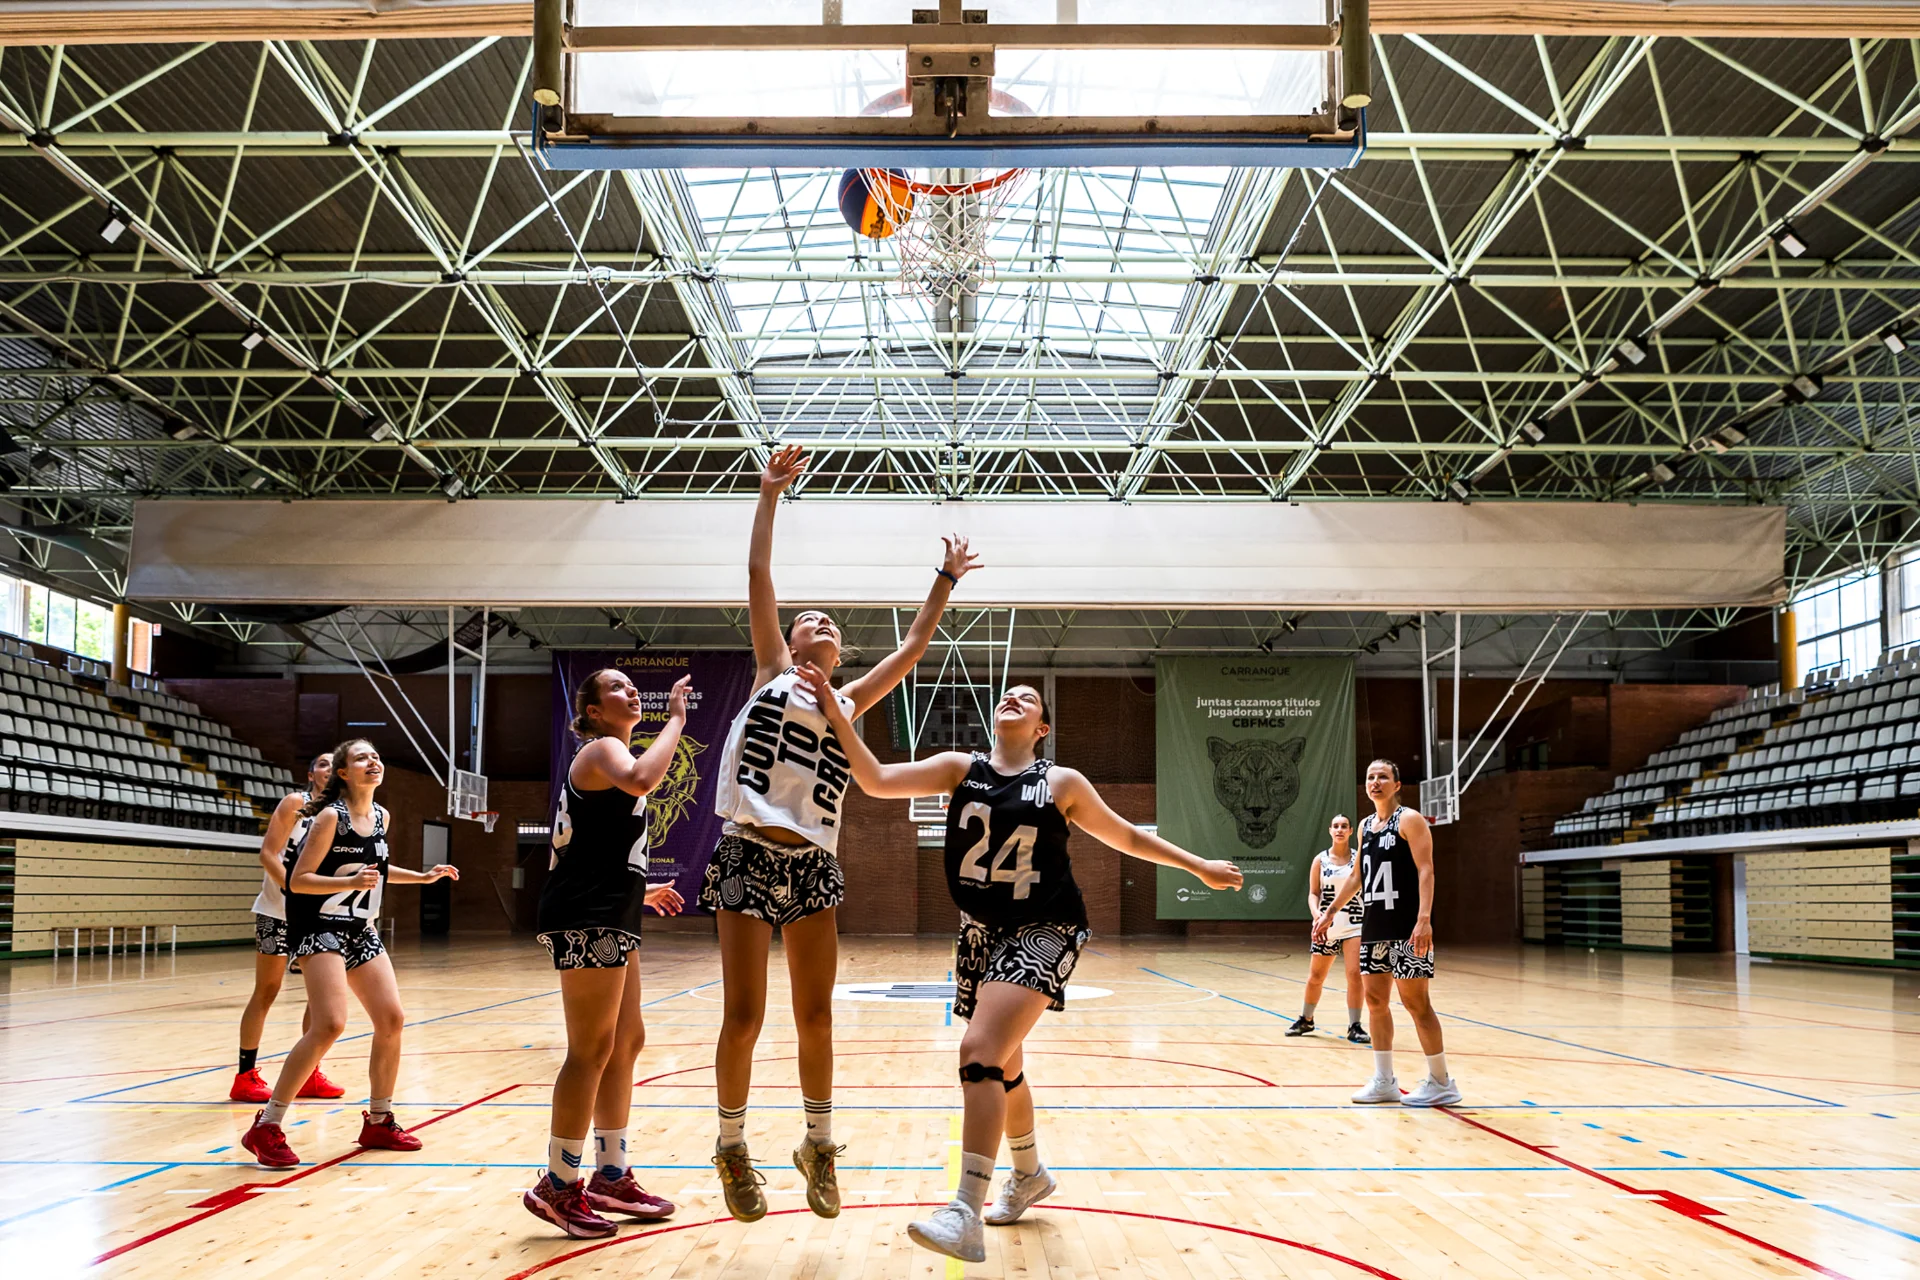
[11,837,259,956]
[1744,847,1894,964]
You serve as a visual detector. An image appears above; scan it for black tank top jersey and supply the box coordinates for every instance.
[1358,806,1420,942]
[539,763,652,936]
[285,801,389,945]
[944,754,1085,930]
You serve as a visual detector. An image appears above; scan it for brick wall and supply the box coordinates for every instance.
[1606,684,1749,774]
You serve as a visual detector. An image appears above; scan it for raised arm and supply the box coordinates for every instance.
[747,445,807,679]
[287,808,372,896]
[797,663,970,800]
[1051,768,1243,891]
[838,533,982,717]
[574,676,692,797]
[256,792,306,889]
[1403,809,1436,956]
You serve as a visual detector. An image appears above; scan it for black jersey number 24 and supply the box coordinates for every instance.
[955,801,1041,900]
[552,789,649,872]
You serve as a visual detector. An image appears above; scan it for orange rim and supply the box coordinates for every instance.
[856,87,1032,196]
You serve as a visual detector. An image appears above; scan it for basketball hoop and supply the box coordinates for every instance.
[849,87,1034,303]
[474,810,499,835]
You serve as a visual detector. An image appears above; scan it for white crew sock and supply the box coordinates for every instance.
[1426,1052,1450,1085]
[1347,1006,1362,1026]
[594,1127,628,1180]
[368,1096,391,1121]
[956,1151,995,1214]
[1372,1050,1395,1081]
[1008,1130,1041,1177]
[718,1103,747,1149]
[1300,1000,1317,1019]
[803,1095,833,1145]
[261,1097,291,1127]
[548,1134,586,1187]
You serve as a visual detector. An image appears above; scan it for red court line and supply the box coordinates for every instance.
[498,1203,1408,1280]
[88,1083,526,1266]
[637,1048,1278,1088]
[1441,1106,1855,1280]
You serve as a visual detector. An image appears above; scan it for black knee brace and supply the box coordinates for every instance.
[959,1062,1005,1085]
[1001,1071,1025,1092]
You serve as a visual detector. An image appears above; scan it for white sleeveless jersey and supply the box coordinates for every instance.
[714,667,856,853]
[1317,848,1363,940]
[250,809,314,920]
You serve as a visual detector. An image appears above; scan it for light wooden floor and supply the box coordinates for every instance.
[2,934,1917,1280]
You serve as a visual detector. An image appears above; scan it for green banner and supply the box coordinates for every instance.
[1155,656,1356,919]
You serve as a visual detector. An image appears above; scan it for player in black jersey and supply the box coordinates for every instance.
[240,740,457,1170]
[1312,759,1459,1107]
[230,751,345,1104]
[523,667,690,1239]
[801,668,1242,1264]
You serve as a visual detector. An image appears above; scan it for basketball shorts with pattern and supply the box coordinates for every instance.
[538,926,642,970]
[254,913,289,957]
[288,925,385,972]
[952,915,1090,1021]
[1360,938,1435,979]
[1311,918,1361,957]
[698,831,844,926]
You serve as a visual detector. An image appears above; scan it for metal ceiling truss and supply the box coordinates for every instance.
[0,34,1914,660]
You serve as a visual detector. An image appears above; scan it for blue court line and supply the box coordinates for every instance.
[0,1163,178,1229]
[64,981,715,1106]
[1197,958,1843,1108]
[6,1158,1920,1173]
[1717,1170,1920,1245]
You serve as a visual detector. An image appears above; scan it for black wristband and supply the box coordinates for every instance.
[936,567,958,586]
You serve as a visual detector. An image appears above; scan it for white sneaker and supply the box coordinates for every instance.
[1401,1075,1462,1107]
[1351,1075,1401,1104]
[907,1201,986,1262]
[983,1167,1056,1225]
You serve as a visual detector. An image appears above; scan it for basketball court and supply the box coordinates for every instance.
[1,1,1919,1277]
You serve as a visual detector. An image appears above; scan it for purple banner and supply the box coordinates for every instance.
[550,651,757,913]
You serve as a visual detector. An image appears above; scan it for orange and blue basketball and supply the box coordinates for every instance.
[837,168,913,239]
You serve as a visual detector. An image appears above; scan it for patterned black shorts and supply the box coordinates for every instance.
[1360,938,1436,979]
[288,925,385,973]
[953,916,1090,1021]
[698,832,844,927]
[1309,929,1360,958]
[538,926,642,970]
[254,913,289,957]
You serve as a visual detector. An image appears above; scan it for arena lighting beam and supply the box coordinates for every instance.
[127,499,1785,612]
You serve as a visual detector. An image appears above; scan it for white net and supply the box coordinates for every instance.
[862,167,1030,303]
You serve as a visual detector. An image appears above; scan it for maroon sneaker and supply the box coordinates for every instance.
[229,1068,271,1103]
[241,1111,299,1169]
[356,1111,423,1152]
[524,1175,618,1239]
[585,1170,674,1220]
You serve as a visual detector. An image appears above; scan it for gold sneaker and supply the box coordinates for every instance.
[792,1139,845,1218]
[712,1141,767,1222]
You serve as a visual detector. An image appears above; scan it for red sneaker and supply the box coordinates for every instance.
[524,1175,617,1239]
[241,1111,299,1169]
[585,1170,674,1220]
[297,1068,345,1099]
[229,1068,271,1103]
[356,1111,423,1152]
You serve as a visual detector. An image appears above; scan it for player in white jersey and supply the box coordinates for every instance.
[229,752,345,1103]
[1286,814,1369,1044]
[702,443,980,1224]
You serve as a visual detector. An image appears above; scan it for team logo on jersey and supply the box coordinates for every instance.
[634,730,707,848]
[1206,734,1307,849]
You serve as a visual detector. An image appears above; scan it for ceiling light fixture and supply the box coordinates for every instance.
[1649,462,1676,483]
[1521,419,1546,443]
[240,329,264,351]
[1616,338,1646,365]
[1773,223,1807,258]
[98,210,128,244]
[1790,373,1822,398]
[1716,425,1747,447]
[1885,329,1910,355]
[441,474,466,500]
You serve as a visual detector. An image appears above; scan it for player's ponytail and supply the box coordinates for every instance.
[302,738,372,817]
[571,668,619,739]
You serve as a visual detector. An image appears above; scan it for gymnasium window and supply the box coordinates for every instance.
[0,573,153,671]
[1792,567,1881,678]
[1891,546,1920,648]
